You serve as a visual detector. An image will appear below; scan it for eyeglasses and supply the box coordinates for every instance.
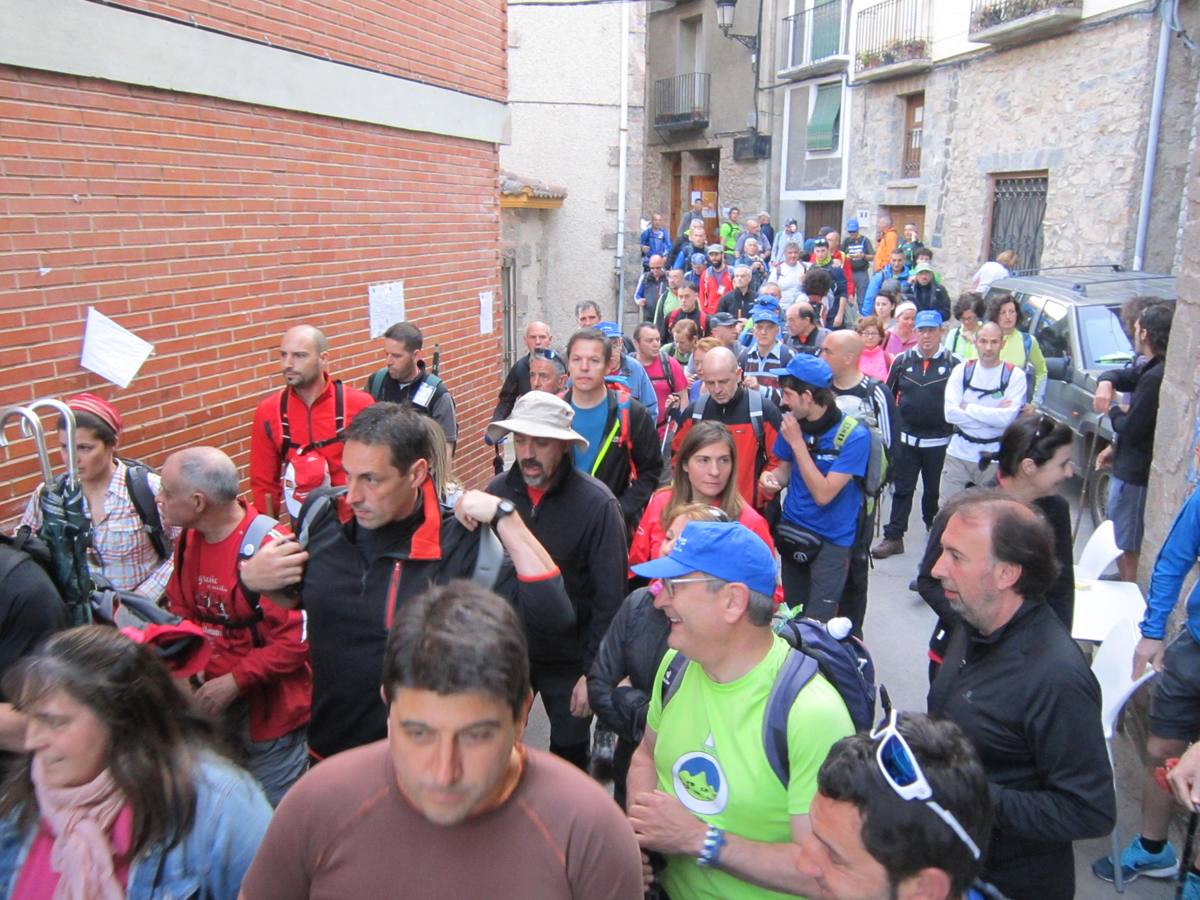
[662,575,719,598]
[869,708,982,860]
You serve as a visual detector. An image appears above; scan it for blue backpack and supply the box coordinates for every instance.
[660,614,877,786]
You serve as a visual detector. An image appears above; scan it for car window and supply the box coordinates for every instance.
[1079,304,1134,369]
[1033,299,1070,359]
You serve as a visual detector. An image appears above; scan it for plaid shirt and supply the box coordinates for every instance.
[20,459,178,599]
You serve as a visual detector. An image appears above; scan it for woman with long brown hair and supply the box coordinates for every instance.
[0,626,271,899]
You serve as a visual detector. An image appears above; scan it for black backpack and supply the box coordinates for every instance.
[53,459,169,562]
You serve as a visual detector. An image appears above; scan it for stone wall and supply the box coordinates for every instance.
[846,10,1161,294]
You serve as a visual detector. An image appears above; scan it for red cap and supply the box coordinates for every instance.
[66,393,123,436]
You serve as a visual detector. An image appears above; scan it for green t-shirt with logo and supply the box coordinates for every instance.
[646,636,854,899]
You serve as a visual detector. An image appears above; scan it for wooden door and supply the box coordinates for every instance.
[669,155,683,237]
[805,201,844,235]
[688,174,719,244]
[884,204,926,242]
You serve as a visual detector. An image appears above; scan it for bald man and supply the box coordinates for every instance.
[493,320,553,421]
[250,324,374,518]
[160,446,311,805]
[673,346,784,508]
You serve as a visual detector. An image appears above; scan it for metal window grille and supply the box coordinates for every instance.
[989,175,1047,272]
[654,73,710,128]
[807,82,841,152]
[901,93,923,177]
[783,0,842,69]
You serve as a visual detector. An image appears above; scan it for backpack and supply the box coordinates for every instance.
[961,359,1016,398]
[0,529,58,589]
[822,412,887,499]
[660,614,877,786]
[53,458,169,561]
[366,368,446,411]
[650,351,683,394]
[172,513,281,647]
[592,377,635,478]
[692,388,765,456]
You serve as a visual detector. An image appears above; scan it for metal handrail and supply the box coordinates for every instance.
[970,0,1081,33]
[854,0,929,72]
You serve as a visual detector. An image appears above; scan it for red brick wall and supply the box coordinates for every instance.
[114,0,507,102]
[0,66,503,521]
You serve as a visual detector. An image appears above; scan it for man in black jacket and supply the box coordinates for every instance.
[564,329,663,531]
[492,320,552,421]
[483,391,629,770]
[902,263,951,321]
[240,402,574,761]
[1093,302,1173,581]
[928,493,1115,900]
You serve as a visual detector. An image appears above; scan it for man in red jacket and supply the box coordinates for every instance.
[699,243,734,317]
[250,325,374,519]
[159,446,311,806]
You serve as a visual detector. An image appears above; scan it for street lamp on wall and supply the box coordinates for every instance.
[715,0,758,53]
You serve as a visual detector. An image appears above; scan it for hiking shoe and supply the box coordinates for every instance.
[1091,835,1179,883]
[871,537,905,559]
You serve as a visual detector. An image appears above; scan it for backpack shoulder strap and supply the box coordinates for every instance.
[367,368,389,400]
[659,351,681,392]
[660,652,691,710]
[238,514,281,560]
[746,387,764,446]
[277,388,294,454]
[124,463,168,561]
[833,415,859,450]
[333,379,345,430]
[763,649,820,787]
[961,359,978,391]
[1021,330,1032,362]
[293,486,345,548]
[999,361,1014,393]
[472,525,504,590]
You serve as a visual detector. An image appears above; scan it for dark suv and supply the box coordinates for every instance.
[982,268,1176,524]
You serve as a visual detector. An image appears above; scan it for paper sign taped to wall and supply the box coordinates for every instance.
[479,291,494,334]
[80,307,153,388]
[368,280,406,338]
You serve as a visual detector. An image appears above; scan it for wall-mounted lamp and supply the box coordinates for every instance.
[715,0,758,52]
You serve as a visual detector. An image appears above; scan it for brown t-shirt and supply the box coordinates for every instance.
[241,742,643,900]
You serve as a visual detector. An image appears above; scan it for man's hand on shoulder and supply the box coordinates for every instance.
[240,538,307,594]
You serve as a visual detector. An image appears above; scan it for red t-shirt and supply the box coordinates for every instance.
[641,354,686,432]
[12,805,133,899]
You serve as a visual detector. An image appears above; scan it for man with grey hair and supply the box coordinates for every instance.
[627,521,854,899]
[251,324,374,519]
[159,446,311,805]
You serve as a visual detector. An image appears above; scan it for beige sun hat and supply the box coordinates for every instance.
[486,391,588,450]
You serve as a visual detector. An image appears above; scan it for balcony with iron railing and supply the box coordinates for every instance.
[853,0,931,83]
[654,73,710,132]
[778,0,846,80]
[969,0,1082,46]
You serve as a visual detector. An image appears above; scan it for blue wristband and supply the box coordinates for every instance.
[696,825,726,869]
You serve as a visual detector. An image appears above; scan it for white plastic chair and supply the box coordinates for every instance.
[1091,619,1158,893]
[1077,519,1122,583]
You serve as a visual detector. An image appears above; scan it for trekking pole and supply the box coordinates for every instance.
[1176,811,1198,900]
[0,406,54,486]
[26,398,78,486]
[1072,431,1103,546]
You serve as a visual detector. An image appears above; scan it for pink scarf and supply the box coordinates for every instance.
[31,758,127,900]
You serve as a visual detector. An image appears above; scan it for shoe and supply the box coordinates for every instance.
[871,537,905,559]
[1184,871,1200,900]
[1092,835,1179,883]
[589,727,617,783]
[908,578,919,592]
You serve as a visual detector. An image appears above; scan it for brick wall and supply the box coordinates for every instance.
[0,66,503,520]
[114,0,507,102]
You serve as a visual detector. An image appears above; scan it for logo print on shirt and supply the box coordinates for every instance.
[671,732,728,815]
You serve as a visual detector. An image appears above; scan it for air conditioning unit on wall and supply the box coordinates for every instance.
[733,134,771,161]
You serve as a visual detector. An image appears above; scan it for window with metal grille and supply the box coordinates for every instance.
[807,82,841,152]
[902,92,923,177]
[988,174,1047,272]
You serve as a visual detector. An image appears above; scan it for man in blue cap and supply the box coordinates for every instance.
[739,308,793,388]
[876,309,958,559]
[626,521,854,900]
[759,355,870,618]
[595,321,658,422]
[842,218,874,303]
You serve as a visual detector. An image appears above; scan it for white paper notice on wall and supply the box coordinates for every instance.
[79,307,153,388]
[368,280,406,338]
[479,291,494,334]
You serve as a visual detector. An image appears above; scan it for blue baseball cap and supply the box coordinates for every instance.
[751,308,780,325]
[691,252,707,266]
[595,321,623,339]
[753,294,781,312]
[768,353,833,388]
[631,521,776,597]
[914,309,943,330]
[846,218,860,232]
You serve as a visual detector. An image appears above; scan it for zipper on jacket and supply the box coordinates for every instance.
[383,560,403,631]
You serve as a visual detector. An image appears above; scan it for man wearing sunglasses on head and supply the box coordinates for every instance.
[800,711,1003,900]
[626,521,854,899]
[928,493,1115,899]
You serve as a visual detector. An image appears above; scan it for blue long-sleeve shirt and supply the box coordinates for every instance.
[1141,487,1200,641]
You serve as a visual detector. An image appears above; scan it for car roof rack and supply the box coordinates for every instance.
[1007,265,1172,296]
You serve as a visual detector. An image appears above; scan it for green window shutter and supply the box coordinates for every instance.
[806,82,841,152]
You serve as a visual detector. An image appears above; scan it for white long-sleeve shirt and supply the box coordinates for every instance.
[943,359,1026,462]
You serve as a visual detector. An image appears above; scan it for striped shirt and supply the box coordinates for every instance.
[19,459,178,600]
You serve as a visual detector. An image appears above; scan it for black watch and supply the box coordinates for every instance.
[490,499,517,527]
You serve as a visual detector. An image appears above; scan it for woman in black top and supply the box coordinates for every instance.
[918,414,1076,678]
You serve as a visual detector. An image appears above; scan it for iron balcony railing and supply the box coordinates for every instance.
[654,73,710,130]
[855,0,930,74]
[970,0,1081,34]
[781,0,842,71]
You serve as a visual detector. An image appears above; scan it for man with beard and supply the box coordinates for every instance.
[483,392,629,771]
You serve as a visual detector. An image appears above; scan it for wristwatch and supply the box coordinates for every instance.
[490,498,517,527]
